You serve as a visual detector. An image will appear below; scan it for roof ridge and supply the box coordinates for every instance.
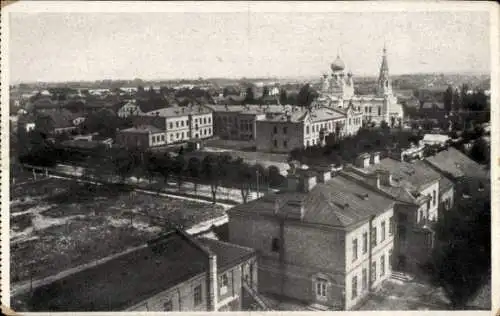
[198,237,256,253]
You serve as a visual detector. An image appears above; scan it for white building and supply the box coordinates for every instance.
[255,103,363,153]
[313,46,404,126]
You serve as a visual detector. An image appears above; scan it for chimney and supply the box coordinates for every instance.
[207,252,218,311]
[377,169,393,186]
[355,153,371,169]
[370,152,380,165]
[315,165,332,183]
[286,162,317,192]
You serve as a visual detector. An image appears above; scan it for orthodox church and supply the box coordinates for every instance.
[313,46,404,126]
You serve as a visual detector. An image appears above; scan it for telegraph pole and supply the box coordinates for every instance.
[256,170,260,199]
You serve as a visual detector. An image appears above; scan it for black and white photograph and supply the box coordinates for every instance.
[1,1,497,313]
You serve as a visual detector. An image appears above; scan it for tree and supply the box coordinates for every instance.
[231,158,254,203]
[380,120,389,130]
[428,194,490,309]
[390,116,396,129]
[279,89,288,105]
[244,87,255,104]
[113,150,136,184]
[297,84,317,107]
[158,154,173,185]
[201,154,223,203]
[187,157,201,194]
[171,155,186,191]
[470,138,489,165]
[444,85,453,114]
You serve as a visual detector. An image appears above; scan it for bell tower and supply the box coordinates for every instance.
[377,44,393,96]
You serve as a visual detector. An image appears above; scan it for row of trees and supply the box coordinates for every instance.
[289,128,423,165]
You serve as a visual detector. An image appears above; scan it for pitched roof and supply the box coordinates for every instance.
[364,158,442,191]
[21,230,208,311]
[120,125,164,134]
[197,238,256,271]
[424,147,490,180]
[143,105,212,118]
[229,175,395,229]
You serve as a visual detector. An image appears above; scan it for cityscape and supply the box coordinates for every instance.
[5,5,493,313]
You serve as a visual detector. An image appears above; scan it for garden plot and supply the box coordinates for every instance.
[10,177,226,286]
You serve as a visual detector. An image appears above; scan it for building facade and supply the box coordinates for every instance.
[18,230,258,312]
[228,164,395,310]
[340,153,447,272]
[140,105,213,144]
[117,99,144,118]
[313,47,404,126]
[116,125,166,149]
[255,104,363,153]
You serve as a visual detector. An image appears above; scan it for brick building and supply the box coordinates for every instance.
[341,153,451,272]
[13,230,258,312]
[228,163,395,310]
[255,104,363,153]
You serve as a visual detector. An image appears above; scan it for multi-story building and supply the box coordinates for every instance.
[228,163,395,310]
[313,46,404,126]
[255,104,363,153]
[138,105,213,144]
[18,229,259,312]
[116,125,166,150]
[207,104,295,141]
[340,152,449,272]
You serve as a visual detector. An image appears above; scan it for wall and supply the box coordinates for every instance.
[344,207,394,309]
[116,131,150,150]
[166,115,190,144]
[419,182,440,222]
[127,273,208,311]
[229,212,347,308]
[191,112,213,139]
[256,121,303,153]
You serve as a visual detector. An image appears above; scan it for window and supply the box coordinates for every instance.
[371,261,377,282]
[381,221,386,242]
[315,278,328,298]
[169,122,173,129]
[181,120,184,127]
[176,132,179,139]
[420,210,424,222]
[378,107,381,116]
[380,255,385,276]
[220,273,229,295]
[273,126,277,134]
[351,276,358,299]
[194,284,202,306]
[283,140,288,148]
[208,117,211,124]
[371,227,377,247]
[362,268,367,290]
[271,238,280,252]
[349,118,352,125]
[283,127,288,134]
[195,118,198,124]
[389,216,394,235]
[273,139,278,147]
[306,125,310,134]
[176,121,179,128]
[362,233,368,254]
[306,140,310,147]
[163,300,173,311]
[161,135,165,141]
[204,117,207,124]
[433,190,437,206]
[388,250,393,270]
[352,238,358,262]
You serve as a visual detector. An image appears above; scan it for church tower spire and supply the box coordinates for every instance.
[377,43,392,96]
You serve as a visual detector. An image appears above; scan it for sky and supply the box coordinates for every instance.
[8,10,491,83]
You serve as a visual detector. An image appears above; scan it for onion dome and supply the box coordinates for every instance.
[330,55,345,72]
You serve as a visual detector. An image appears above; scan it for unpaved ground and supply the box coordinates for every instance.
[10,177,226,284]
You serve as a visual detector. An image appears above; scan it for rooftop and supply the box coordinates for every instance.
[424,147,490,180]
[198,238,256,272]
[144,105,212,118]
[120,125,164,134]
[20,230,208,311]
[229,174,395,228]
[364,158,442,191]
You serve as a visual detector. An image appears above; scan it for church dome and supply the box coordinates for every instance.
[330,55,345,72]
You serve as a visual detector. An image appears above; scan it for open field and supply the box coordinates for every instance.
[10,177,226,286]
